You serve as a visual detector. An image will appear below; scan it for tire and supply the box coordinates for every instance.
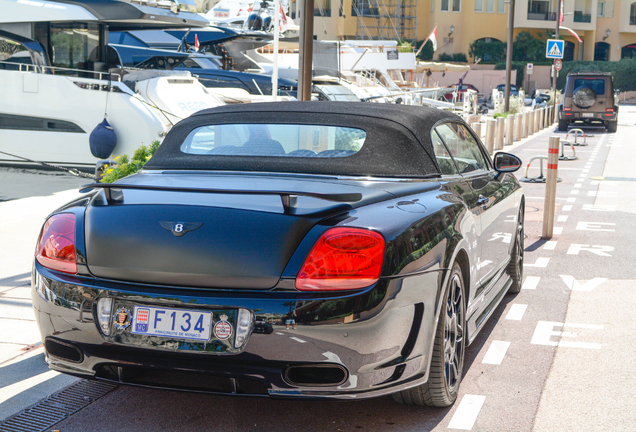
[507,205,525,294]
[558,119,569,132]
[607,121,617,133]
[572,86,596,109]
[392,262,466,407]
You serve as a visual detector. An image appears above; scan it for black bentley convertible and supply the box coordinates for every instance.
[32,102,524,407]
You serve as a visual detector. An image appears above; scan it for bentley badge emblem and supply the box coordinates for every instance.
[160,221,203,237]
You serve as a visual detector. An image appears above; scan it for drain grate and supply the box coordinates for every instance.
[0,379,118,432]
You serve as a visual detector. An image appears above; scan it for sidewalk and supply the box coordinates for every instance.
[532,109,636,431]
[0,188,82,421]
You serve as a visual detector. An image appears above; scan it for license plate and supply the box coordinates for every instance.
[582,113,594,118]
[131,306,213,341]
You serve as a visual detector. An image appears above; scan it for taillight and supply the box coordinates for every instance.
[36,213,77,274]
[564,107,571,111]
[606,108,614,112]
[296,228,385,291]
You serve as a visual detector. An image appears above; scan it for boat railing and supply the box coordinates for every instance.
[0,60,123,82]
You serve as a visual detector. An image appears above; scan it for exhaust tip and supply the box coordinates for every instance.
[284,364,348,387]
[45,338,83,363]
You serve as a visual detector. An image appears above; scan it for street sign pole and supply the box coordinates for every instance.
[504,0,515,113]
[552,0,562,123]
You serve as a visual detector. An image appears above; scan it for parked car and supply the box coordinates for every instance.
[443,83,479,102]
[495,83,519,96]
[33,102,524,407]
[558,71,618,132]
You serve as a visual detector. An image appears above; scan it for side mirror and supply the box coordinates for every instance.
[493,152,522,173]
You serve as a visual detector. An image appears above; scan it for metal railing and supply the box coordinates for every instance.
[0,60,123,81]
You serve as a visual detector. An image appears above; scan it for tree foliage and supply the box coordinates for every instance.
[556,59,636,91]
[415,40,434,61]
[469,39,505,62]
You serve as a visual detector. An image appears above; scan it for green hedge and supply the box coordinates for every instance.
[556,59,636,91]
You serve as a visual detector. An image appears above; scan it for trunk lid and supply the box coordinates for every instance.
[83,172,396,289]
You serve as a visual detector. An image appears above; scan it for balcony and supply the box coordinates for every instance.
[527,11,557,21]
[573,11,592,22]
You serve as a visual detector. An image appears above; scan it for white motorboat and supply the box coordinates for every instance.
[0,0,222,170]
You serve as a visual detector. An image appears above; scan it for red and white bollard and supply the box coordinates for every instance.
[542,136,560,238]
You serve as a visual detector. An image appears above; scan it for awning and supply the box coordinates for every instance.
[415,62,470,73]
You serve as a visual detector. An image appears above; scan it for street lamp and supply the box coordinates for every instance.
[448,25,455,37]
[603,28,611,41]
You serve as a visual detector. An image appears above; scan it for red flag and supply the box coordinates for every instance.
[559,0,564,25]
[195,34,200,51]
[560,26,582,43]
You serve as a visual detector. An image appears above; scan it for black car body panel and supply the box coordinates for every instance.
[32,103,524,401]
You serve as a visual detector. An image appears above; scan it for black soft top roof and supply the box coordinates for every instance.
[145,102,462,178]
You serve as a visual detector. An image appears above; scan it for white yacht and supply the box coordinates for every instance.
[0,0,223,170]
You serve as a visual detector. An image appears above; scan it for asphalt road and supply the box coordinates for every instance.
[1,109,635,431]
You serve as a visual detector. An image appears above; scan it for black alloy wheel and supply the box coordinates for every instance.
[392,262,466,407]
[507,205,524,294]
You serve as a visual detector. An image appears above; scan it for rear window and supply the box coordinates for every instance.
[180,124,367,158]
[573,78,605,95]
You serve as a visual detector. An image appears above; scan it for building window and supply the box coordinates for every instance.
[631,2,636,24]
[452,0,460,11]
[351,0,378,16]
[597,1,604,17]
[441,0,449,11]
[497,0,505,13]
[594,42,610,61]
[315,0,332,17]
[475,0,483,12]
[622,43,636,58]
[431,0,434,11]
[485,0,495,13]
[563,40,575,61]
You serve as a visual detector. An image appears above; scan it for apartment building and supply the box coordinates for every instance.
[311,0,636,62]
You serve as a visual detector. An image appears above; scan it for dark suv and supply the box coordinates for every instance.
[559,71,618,132]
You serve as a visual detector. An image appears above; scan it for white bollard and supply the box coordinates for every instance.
[522,112,529,138]
[542,136,560,238]
[505,115,514,146]
[515,113,523,141]
[495,117,505,151]
[472,122,483,141]
[485,119,496,155]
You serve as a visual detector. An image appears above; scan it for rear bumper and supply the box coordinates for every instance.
[559,111,617,123]
[32,263,445,400]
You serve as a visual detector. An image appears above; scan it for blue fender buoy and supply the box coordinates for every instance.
[89,118,117,159]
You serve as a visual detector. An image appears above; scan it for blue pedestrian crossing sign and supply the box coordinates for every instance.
[546,39,565,59]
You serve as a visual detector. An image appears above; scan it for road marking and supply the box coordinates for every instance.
[582,204,616,211]
[562,205,572,212]
[0,370,59,405]
[588,191,617,197]
[560,275,608,292]
[544,240,557,250]
[506,304,528,320]
[573,183,582,188]
[566,197,576,203]
[322,351,343,363]
[448,395,486,430]
[482,341,511,365]
[557,215,568,222]
[521,276,540,290]
[567,244,614,256]
[553,227,563,235]
[531,321,603,349]
[290,337,306,343]
[576,221,616,232]
[569,190,579,195]
[524,257,549,268]
[582,169,589,173]
[276,332,285,335]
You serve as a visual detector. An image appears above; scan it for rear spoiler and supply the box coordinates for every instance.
[80,183,362,214]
